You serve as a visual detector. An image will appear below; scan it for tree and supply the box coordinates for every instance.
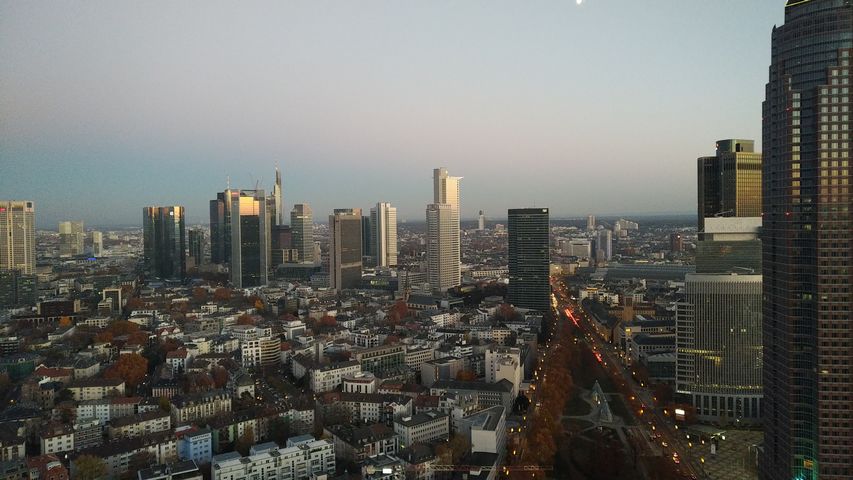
[455,370,477,381]
[103,353,148,391]
[237,314,255,326]
[268,417,292,445]
[159,396,171,412]
[214,288,232,302]
[212,366,229,389]
[73,455,107,480]
[192,287,208,304]
[234,426,255,456]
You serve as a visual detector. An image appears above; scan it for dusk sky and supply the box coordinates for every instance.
[0,1,783,228]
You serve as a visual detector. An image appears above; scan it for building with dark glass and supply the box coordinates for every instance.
[761,2,853,479]
[0,269,37,308]
[329,208,363,291]
[209,189,235,265]
[291,204,314,264]
[507,208,550,312]
[188,228,205,267]
[230,190,269,289]
[697,139,762,232]
[142,206,186,281]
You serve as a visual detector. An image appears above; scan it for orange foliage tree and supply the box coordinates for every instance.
[104,353,148,391]
[237,314,256,326]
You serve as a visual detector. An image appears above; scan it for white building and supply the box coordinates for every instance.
[242,336,281,368]
[310,361,362,393]
[371,202,398,267]
[394,412,450,448]
[211,438,335,480]
[427,168,461,293]
[485,346,522,397]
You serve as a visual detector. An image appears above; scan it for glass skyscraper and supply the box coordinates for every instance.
[142,206,186,281]
[230,190,269,288]
[507,208,550,312]
[210,189,234,265]
[761,1,853,479]
[697,139,762,232]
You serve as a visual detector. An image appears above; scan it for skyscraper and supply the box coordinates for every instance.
[291,204,314,264]
[230,190,269,288]
[58,221,85,257]
[274,165,284,226]
[669,232,684,253]
[428,168,461,293]
[210,189,235,265]
[676,217,763,425]
[0,200,36,274]
[370,202,398,268]
[478,210,485,231]
[0,269,37,308]
[329,208,363,291]
[426,204,460,293]
[188,228,205,267]
[142,206,186,281]
[361,215,373,265]
[586,214,595,231]
[761,2,852,479]
[697,139,763,232]
[507,208,550,312]
[91,231,103,257]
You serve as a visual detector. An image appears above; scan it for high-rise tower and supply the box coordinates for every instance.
[0,201,35,275]
[274,165,284,226]
[507,208,550,312]
[761,2,853,479]
[478,210,486,231]
[428,168,461,293]
[58,221,85,257]
[291,204,314,264]
[230,190,269,288]
[210,189,235,265]
[329,208,363,291]
[697,139,763,232]
[370,202,398,268]
[142,206,186,281]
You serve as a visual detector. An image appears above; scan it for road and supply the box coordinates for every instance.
[553,280,704,480]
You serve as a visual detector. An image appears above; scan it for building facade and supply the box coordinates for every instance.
[58,221,85,257]
[697,139,763,232]
[143,206,187,281]
[291,204,314,264]
[230,190,269,288]
[209,189,234,265]
[370,202,398,268]
[507,208,550,312]
[0,200,35,274]
[761,2,853,479]
[427,168,461,293]
[329,208,363,291]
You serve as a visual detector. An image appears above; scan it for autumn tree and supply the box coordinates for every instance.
[237,314,256,326]
[234,426,255,456]
[455,370,477,381]
[73,455,107,480]
[103,353,148,391]
[212,366,229,389]
[268,417,292,445]
[192,287,208,304]
[213,287,232,302]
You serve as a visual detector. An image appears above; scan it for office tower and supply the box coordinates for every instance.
[230,190,269,288]
[188,228,204,267]
[426,204,461,293]
[59,221,85,257]
[697,139,763,232]
[142,206,186,280]
[586,214,595,231]
[361,216,373,265]
[478,210,486,231]
[507,208,550,312]
[696,217,762,274]
[370,202,398,267]
[593,229,612,262]
[329,208,363,291]
[428,168,462,293]
[433,167,461,208]
[209,189,235,265]
[669,232,684,253]
[274,165,284,226]
[291,204,314,264]
[270,224,296,265]
[0,270,37,308]
[91,231,103,257]
[676,217,763,425]
[677,273,762,425]
[0,201,35,275]
[761,2,853,479]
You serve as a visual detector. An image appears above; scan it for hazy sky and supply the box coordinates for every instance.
[0,1,784,227]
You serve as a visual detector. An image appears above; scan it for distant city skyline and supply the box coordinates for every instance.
[0,2,783,226]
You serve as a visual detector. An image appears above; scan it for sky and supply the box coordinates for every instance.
[0,1,785,228]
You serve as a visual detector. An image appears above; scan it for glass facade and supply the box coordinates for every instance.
[697,139,762,232]
[230,190,268,288]
[142,206,186,281]
[507,208,550,312]
[762,1,853,479]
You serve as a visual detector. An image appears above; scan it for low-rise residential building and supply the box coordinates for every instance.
[137,460,203,480]
[309,360,361,393]
[325,423,399,463]
[108,410,171,439]
[353,344,405,375]
[66,377,125,401]
[210,438,335,480]
[175,426,212,464]
[171,390,231,424]
[393,412,450,448]
[241,336,281,368]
